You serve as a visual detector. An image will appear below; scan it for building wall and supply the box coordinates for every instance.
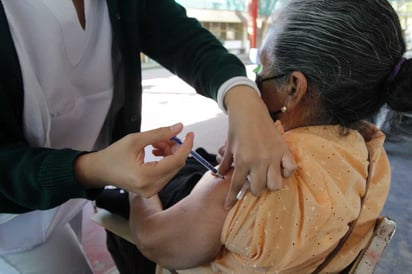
[390,1,412,50]
[178,1,250,55]
[176,0,246,11]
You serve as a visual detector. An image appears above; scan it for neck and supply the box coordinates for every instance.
[277,109,321,132]
[72,0,86,29]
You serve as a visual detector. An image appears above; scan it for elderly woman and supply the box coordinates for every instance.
[128,0,412,273]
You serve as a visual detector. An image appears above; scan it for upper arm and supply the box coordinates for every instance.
[130,170,232,269]
[140,0,246,100]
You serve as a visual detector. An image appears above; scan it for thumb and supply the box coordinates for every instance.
[136,123,184,147]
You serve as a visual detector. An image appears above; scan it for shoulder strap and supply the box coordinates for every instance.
[311,151,373,274]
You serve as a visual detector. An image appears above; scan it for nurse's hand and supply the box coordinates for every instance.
[75,123,193,197]
[218,86,296,209]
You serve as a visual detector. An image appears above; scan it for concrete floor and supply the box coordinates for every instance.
[375,139,412,274]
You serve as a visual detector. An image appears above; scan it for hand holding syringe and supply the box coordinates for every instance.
[172,136,249,200]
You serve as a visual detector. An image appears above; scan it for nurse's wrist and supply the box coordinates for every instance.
[74,152,104,189]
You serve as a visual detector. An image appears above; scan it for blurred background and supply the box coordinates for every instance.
[142,0,412,65]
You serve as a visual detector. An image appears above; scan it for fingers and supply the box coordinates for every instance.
[217,149,233,175]
[134,123,184,148]
[152,132,194,175]
[216,143,227,164]
[152,140,177,157]
[266,164,282,191]
[224,166,249,209]
[248,167,267,195]
[281,151,297,178]
[139,132,194,197]
[104,125,192,197]
[225,163,269,209]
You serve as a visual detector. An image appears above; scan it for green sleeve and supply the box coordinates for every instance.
[0,143,102,213]
[140,0,247,100]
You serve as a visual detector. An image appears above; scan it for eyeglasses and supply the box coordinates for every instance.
[255,74,286,92]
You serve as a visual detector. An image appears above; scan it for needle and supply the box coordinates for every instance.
[171,136,225,179]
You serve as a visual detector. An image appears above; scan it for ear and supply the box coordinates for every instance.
[284,71,308,110]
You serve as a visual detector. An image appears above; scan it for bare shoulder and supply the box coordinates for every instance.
[189,169,234,198]
[174,169,234,214]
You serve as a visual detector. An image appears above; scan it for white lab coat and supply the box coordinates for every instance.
[0,0,113,272]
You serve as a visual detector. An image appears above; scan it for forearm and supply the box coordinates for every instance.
[129,194,174,261]
[216,77,260,112]
[129,194,194,268]
[74,151,110,189]
[129,194,163,248]
[129,172,231,269]
[129,193,163,223]
[0,143,101,213]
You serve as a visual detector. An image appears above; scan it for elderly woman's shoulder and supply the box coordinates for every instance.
[282,125,370,167]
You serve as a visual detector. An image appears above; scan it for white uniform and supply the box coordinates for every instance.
[0,0,113,272]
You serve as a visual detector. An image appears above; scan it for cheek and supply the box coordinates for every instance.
[261,90,282,111]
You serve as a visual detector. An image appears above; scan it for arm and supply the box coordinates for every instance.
[0,88,97,212]
[0,143,99,213]
[1,123,193,213]
[219,87,297,207]
[140,0,247,100]
[139,0,296,207]
[75,124,194,198]
[129,170,233,269]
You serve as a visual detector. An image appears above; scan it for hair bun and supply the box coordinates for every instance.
[386,58,412,112]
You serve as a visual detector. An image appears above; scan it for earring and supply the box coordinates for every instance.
[281,106,287,113]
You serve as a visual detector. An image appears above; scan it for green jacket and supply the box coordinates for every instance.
[0,0,246,213]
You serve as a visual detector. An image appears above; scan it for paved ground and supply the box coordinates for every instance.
[375,139,412,274]
[140,66,412,273]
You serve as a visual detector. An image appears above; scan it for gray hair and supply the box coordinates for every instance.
[267,0,407,126]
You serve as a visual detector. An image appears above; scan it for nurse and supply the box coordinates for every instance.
[0,0,295,272]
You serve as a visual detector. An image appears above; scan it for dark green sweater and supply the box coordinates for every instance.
[0,0,246,213]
